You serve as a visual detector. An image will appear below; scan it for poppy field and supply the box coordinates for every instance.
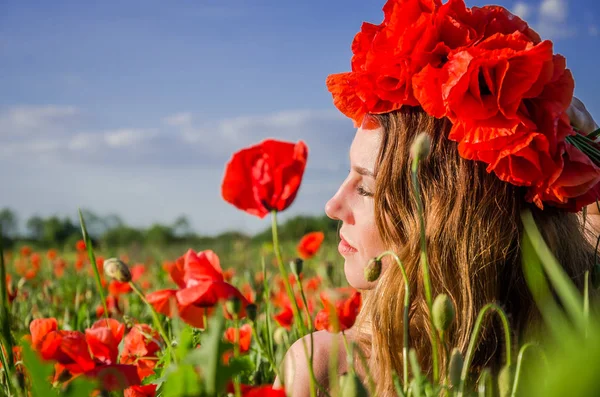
[1,137,600,397]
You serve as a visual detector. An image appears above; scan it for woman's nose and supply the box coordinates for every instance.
[325,188,354,225]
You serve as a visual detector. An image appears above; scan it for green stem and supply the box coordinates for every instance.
[521,210,585,331]
[250,322,282,381]
[129,281,174,361]
[411,158,440,383]
[377,251,411,393]
[341,331,354,374]
[355,344,376,395]
[78,209,109,321]
[0,230,15,397]
[457,303,512,397]
[271,210,306,335]
[233,317,241,397]
[510,343,546,397]
[295,274,319,397]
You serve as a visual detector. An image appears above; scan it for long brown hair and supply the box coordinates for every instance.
[356,107,596,395]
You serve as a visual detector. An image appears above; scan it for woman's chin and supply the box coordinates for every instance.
[344,260,376,290]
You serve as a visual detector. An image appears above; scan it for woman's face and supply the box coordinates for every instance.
[325,126,387,290]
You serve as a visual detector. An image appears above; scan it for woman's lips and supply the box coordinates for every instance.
[338,235,358,255]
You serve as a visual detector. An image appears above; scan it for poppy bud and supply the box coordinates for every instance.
[410,132,431,160]
[364,258,382,282]
[225,296,242,318]
[339,372,369,397]
[448,348,464,388]
[246,303,257,322]
[497,364,514,397]
[273,327,288,345]
[103,258,132,282]
[290,258,303,277]
[432,294,455,333]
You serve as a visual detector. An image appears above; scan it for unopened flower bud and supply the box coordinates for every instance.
[103,258,132,282]
[432,294,455,333]
[339,372,369,397]
[290,258,304,277]
[364,258,382,282]
[410,132,431,160]
[497,364,514,397]
[273,327,288,345]
[225,296,242,317]
[448,348,464,388]
[246,303,257,322]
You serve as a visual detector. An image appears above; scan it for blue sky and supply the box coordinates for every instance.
[1,0,599,235]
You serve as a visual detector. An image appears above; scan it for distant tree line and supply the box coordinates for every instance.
[0,207,339,250]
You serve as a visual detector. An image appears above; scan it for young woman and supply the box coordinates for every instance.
[276,1,600,395]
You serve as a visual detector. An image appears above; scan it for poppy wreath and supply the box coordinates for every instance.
[326,0,600,212]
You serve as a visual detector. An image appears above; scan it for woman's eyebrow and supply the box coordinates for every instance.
[352,165,376,178]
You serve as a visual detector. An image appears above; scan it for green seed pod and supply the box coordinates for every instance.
[497,364,514,397]
[225,296,242,317]
[246,303,257,322]
[410,132,431,160]
[290,258,304,277]
[448,348,464,388]
[103,258,132,282]
[339,372,369,397]
[364,258,382,282]
[432,294,455,333]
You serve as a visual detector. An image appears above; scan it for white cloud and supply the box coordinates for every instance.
[539,0,567,21]
[104,129,157,148]
[0,105,79,136]
[0,105,354,234]
[513,2,532,20]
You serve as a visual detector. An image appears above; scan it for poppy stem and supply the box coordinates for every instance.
[77,209,110,324]
[377,251,411,393]
[0,229,16,396]
[271,210,307,335]
[233,316,242,397]
[411,151,440,383]
[128,281,174,363]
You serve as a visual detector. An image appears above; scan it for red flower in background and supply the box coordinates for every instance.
[297,231,325,259]
[75,240,87,252]
[221,139,309,218]
[228,384,286,397]
[314,289,362,333]
[147,249,249,328]
[224,324,252,353]
[29,317,140,390]
[125,384,157,397]
[120,324,162,380]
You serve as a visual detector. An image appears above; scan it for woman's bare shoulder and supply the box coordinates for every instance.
[274,330,347,397]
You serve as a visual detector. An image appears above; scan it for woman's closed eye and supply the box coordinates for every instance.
[357,185,374,197]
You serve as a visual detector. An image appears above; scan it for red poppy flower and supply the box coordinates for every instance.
[75,240,87,252]
[85,319,125,365]
[19,246,32,257]
[120,324,162,380]
[297,231,325,259]
[125,384,157,397]
[228,384,286,397]
[314,289,362,333]
[147,249,249,328]
[221,139,309,218]
[224,324,252,353]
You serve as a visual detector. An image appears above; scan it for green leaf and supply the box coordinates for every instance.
[162,364,203,397]
[62,376,97,397]
[20,342,55,397]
